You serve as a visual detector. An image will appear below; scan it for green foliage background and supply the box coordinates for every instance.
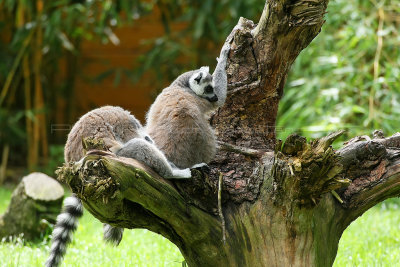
[0,0,398,167]
[278,0,399,141]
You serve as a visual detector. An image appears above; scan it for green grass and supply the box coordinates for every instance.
[0,187,184,267]
[333,198,400,266]
[1,187,400,266]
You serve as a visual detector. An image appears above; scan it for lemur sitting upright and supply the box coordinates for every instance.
[145,42,229,169]
[103,40,230,246]
[45,40,230,267]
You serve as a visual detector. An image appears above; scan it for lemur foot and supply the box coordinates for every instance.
[191,162,208,169]
[169,168,192,179]
[191,162,211,173]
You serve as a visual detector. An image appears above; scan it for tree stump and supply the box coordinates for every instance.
[0,172,64,241]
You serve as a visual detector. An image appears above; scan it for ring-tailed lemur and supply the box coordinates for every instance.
[45,41,230,267]
[45,106,194,267]
[146,41,230,168]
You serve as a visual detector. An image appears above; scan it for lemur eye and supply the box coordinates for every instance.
[205,85,213,94]
[194,73,203,84]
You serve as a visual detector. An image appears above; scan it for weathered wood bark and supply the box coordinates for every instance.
[56,1,400,266]
[0,172,64,240]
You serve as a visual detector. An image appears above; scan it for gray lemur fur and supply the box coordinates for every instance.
[64,105,142,162]
[146,41,229,168]
[64,105,193,178]
[46,41,230,267]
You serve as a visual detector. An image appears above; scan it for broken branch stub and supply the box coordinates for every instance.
[275,131,350,206]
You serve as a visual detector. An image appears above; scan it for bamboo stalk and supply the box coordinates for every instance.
[0,30,34,107]
[4,71,22,109]
[0,144,10,185]
[369,7,384,121]
[0,0,30,107]
[32,0,48,166]
[20,0,34,170]
[38,0,48,162]
[23,55,34,170]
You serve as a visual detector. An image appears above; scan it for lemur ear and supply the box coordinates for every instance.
[200,66,210,73]
[194,72,202,84]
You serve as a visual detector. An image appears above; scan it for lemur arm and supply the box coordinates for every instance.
[212,41,230,107]
[116,138,192,179]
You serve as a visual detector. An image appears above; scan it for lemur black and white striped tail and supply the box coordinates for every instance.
[45,194,83,267]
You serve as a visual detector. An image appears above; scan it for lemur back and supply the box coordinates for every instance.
[64,105,144,163]
[146,87,217,168]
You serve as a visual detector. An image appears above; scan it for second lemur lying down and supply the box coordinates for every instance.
[64,105,193,178]
[45,41,230,267]
[46,106,194,267]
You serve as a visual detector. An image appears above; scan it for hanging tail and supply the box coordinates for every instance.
[103,224,124,246]
[45,194,83,267]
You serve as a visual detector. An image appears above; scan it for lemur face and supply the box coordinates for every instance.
[189,67,218,102]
